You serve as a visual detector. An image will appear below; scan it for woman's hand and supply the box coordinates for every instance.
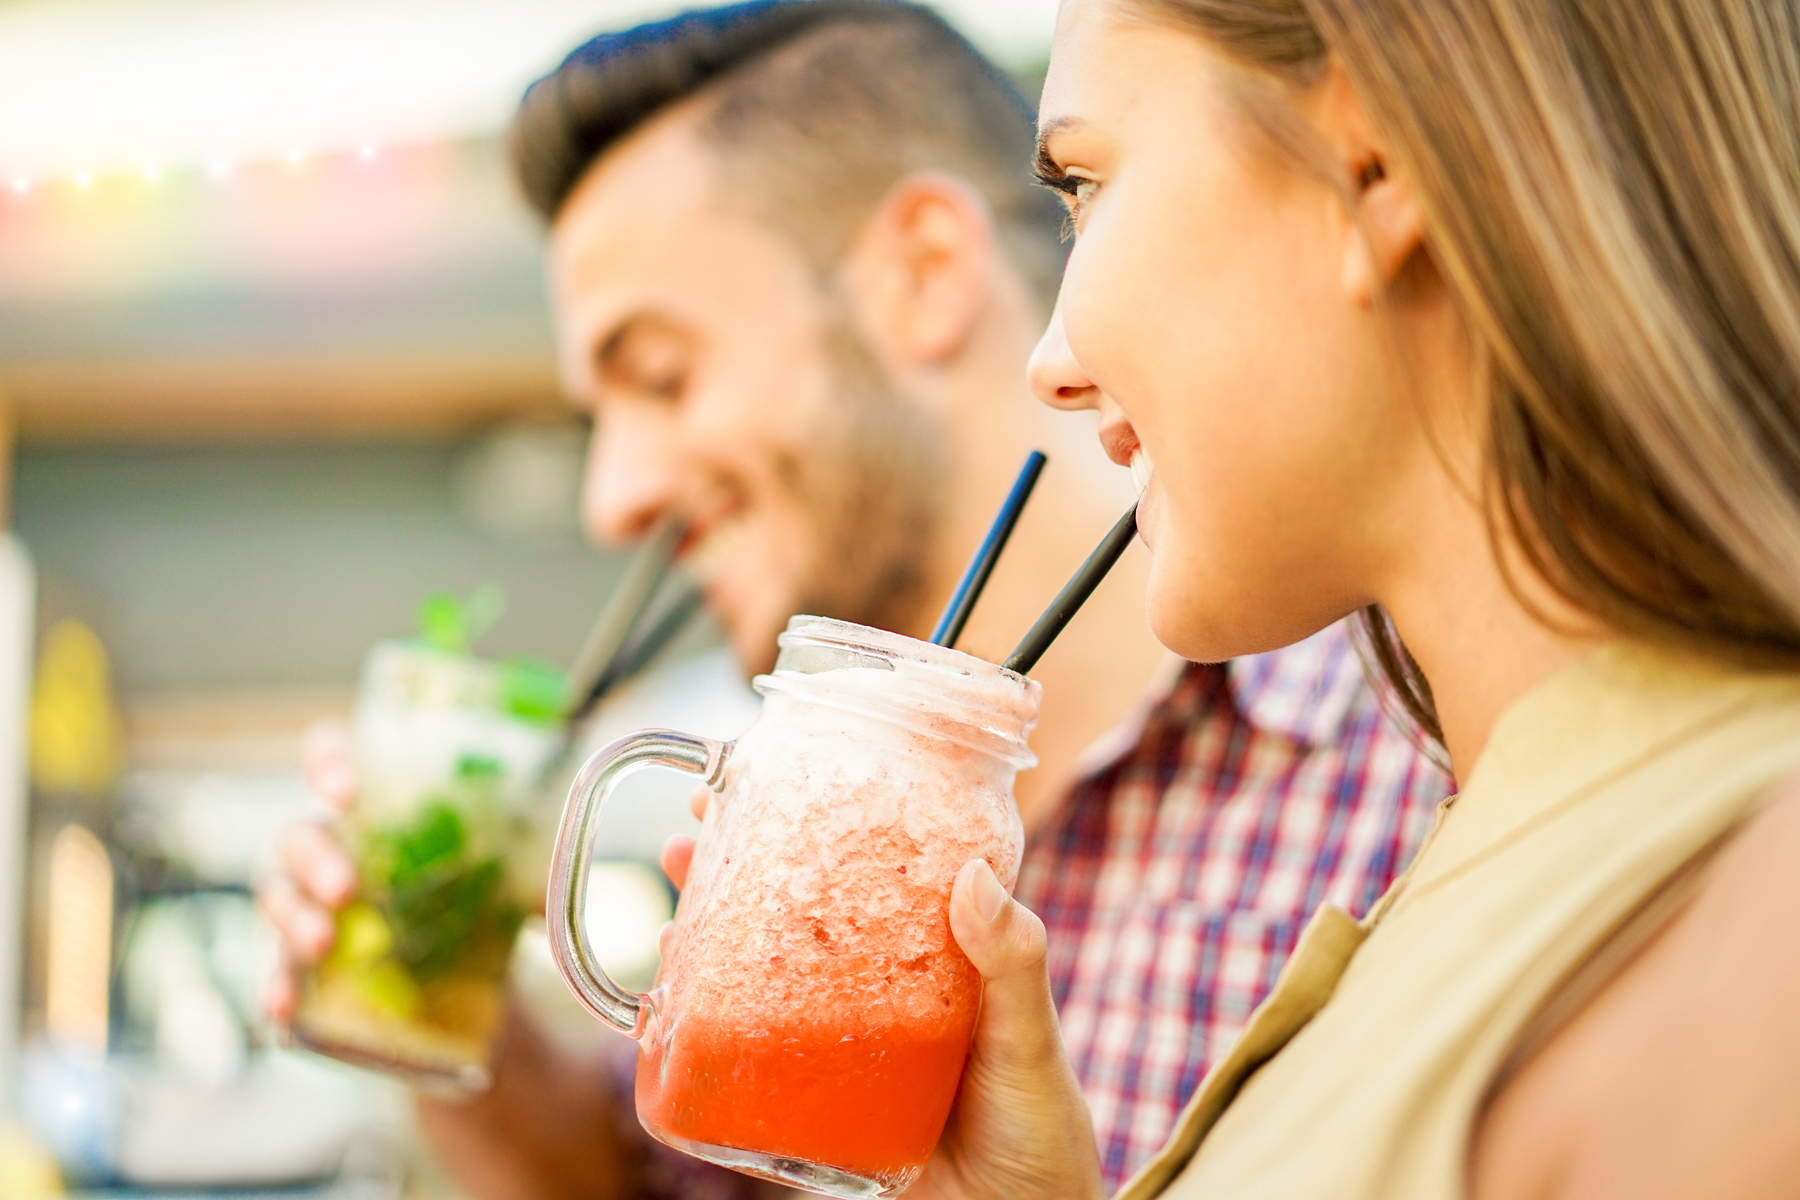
[909,859,1105,1200]
[661,803,1103,1200]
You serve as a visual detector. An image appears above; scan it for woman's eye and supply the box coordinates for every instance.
[1072,179,1099,219]
[1032,155,1100,240]
[1056,179,1100,241]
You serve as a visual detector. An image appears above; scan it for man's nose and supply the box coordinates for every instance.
[581,415,680,547]
[1027,300,1101,411]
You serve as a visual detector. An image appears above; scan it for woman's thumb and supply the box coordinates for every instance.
[949,859,1062,1066]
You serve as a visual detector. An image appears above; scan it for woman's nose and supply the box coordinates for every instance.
[1028,301,1101,411]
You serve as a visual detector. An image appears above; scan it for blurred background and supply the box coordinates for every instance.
[0,1,1057,1195]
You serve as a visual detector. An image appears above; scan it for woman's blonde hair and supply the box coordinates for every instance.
[1137,0,1800,741]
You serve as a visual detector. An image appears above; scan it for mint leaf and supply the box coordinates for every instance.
[388,856,516,981]
[500,657,567,725]
[414,585,506,655]
[383,802,467,891]
[456,754,503,780]
[416,593,468,653]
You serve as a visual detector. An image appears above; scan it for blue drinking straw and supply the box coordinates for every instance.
[929,450,1048,648]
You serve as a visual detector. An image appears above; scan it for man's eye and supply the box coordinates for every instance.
[606,356,685,402]
[632,360,686,400]
[600,321,696,402]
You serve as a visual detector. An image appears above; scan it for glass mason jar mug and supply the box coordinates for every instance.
[548,616,1040,1198]
[292,640,561,1094]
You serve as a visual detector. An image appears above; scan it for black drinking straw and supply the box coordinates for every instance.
[563,519,687,725]
[929,450,1048,648]
[588,584,705,703]
[1003,503,1139,674]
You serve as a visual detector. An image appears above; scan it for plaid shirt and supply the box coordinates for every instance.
[612,619,1450,1198]
[1015,619,1451,1190]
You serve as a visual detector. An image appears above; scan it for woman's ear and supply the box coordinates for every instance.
[838,171,996,368]
[1314,63,1426,306]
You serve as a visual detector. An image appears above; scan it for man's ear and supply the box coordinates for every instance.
[839,171,996,367]
[1314,63,1426,306]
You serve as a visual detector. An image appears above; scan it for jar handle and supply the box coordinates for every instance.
[546,729,731,1037]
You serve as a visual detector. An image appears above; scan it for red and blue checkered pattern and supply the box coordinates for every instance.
[1015,620,1451,1192]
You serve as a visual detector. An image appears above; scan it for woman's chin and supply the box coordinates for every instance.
[1145,562,1315,664]
[1146,578,1233,664]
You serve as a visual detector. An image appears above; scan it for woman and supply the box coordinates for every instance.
[910,1,1800,1197]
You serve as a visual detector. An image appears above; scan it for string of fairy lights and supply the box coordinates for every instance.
[5,141,418,199]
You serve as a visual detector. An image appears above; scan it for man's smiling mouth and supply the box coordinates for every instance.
[682,509,752,586]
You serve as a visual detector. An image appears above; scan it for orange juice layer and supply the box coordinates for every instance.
[637,1012,974,1178]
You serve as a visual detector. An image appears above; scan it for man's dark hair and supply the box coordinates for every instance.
[509,0,1067,309]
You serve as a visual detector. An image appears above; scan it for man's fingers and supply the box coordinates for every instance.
[266,720,355,1030]
[283,822,357,907]
[264,943,299,1024]
[300,719,357,812]
[686,785,711,823]
[258,877,338,964]
[948,859,1061,1066]
[660,835,697,891]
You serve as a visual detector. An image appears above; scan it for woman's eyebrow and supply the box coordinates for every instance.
[1035,115,1086,153]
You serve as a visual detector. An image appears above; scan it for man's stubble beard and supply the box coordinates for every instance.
[779,314,952,644]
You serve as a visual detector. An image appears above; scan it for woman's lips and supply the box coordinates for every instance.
[1097,414,1140,470]
[1134,489,1157,550]
[1129,449,1157,550]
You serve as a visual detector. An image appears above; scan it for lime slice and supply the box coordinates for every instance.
[329,902,393,967]
[352,959,424,1021]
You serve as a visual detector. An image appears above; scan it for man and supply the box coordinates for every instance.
[260,3,1451,1196]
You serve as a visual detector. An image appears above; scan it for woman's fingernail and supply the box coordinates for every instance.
[970,860,1006,922]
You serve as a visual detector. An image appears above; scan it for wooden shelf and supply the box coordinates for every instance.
[2,350,564,445]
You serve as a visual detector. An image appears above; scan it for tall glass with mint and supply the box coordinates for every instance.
[292,594,564,1093]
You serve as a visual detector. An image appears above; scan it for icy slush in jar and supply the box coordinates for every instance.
[547,615,1039,1197]
[292,639,561,1093]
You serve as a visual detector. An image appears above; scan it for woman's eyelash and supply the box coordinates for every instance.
[1032,149,1085,240]
[1032,147,1079,196]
